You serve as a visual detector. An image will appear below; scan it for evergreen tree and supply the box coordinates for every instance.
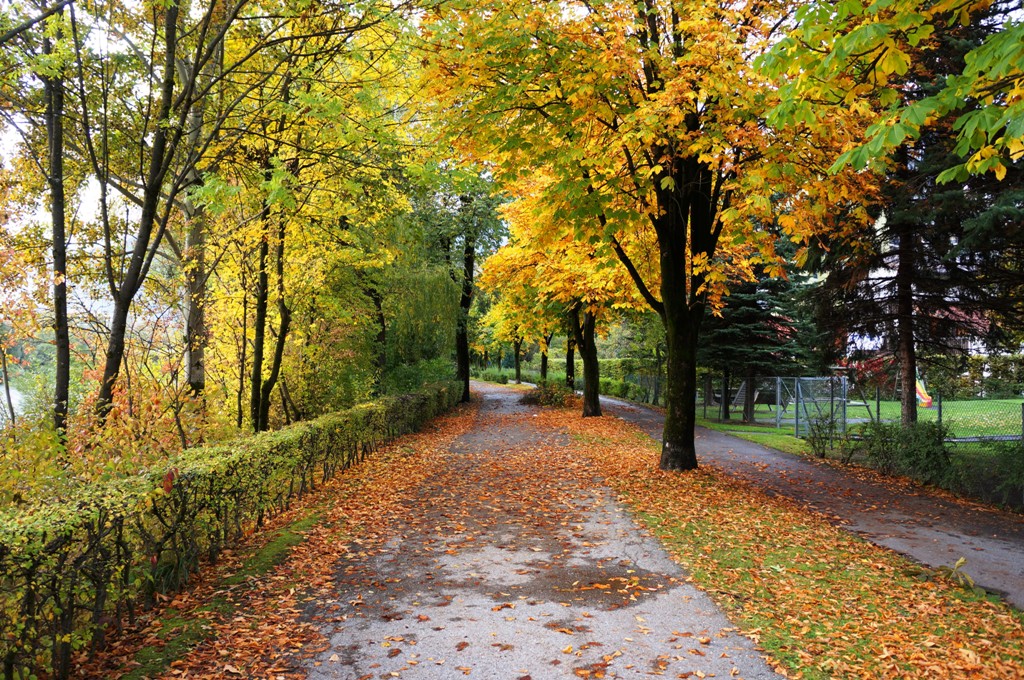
[809,16,1024,424]
[699,264,811,421]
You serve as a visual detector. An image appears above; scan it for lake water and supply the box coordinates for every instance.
[2,383,23,416]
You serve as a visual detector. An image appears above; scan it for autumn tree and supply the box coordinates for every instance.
[480,177,649,416]
[766,0,1022,182]
[423,0,875,468]
[407,165,505,402]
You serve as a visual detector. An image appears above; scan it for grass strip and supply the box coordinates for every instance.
[121,511,322,680]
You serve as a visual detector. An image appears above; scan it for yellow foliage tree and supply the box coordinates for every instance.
[424,0,878,468]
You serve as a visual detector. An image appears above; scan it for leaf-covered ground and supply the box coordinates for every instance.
[80,385,1024,679]
[77,399,480,678]
[534,409,1024,678]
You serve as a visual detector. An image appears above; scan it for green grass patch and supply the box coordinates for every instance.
[696,417,781,434]
[221,512,321,587]
[123,610,211,680]
[122,511,322,679]
[730,432,812,456]
[697,417,812,456]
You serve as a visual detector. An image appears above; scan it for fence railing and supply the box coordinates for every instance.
[697,374,1024,446]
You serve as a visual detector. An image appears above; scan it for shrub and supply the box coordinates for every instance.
[382,358,455,394]
[475,369,509,384]
[859,421,901,473]
[858,420,952,486]
[521,381,577,407]
[806,416,838,459]
[0,382,461,680]
[993,442,1024,507]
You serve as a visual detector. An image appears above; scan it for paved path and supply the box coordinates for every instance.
[600,396,1024,610]
[308,385,780,679]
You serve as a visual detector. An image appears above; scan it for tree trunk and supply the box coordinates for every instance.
[249,228,270,431]
[1,347,15,427]
[540,332,553,381]
[660,306,701,470]
[722,368,731,421]
[565,336,575,389]
[652,345,663,406]
[369,285,387,392]
[896,219,918,426]
[184,215,207,397]
[258,296,291,430]
[513,337,522,383]
[94,3,181,419]
[743,369,755,423]
[455,234,475,403]
[44,29,69,435]
[237,275,247,429]
[256,215,291,431]
[96,296,131,414]
[570,304,601,417]
[652,134,720,469]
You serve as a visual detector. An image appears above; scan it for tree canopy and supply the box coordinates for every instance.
[0,0,1020,484]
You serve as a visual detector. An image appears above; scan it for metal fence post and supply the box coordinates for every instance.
[829,377,835,449]
[841,376,848,436]
[937,391,943,426]
[702,373,708,419]
[875,385,881,423]
[776,377,782,430]
[795,380,801,438]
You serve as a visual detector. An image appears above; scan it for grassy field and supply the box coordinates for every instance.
[730,399,1024,440]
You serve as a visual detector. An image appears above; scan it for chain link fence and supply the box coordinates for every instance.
[698,373,1024,443]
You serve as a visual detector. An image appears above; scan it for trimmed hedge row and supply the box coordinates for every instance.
[0,382,461,680]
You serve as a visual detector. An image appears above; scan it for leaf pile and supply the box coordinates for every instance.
[535,409,1024,679]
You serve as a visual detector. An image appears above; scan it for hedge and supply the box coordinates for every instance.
[0,382,461,680]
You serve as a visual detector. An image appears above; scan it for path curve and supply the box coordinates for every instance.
[307,384,782,679]
[599,395,1024,610]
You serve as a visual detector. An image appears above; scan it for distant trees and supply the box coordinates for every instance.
[407,166,505,402]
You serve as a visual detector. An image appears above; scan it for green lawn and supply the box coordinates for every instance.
[725,398,1024,439]
[695,416,813,456]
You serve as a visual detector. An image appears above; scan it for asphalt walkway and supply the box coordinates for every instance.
[307,384,781,679]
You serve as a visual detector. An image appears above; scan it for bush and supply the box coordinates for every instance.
[382,358,455,394]
[806,416,839,459]
[993,443,1024,507]
[0,382,461,680]
[521,381,577,407]
[859,421,901,473]
[858,421,952,486]
[475,369,509,384]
